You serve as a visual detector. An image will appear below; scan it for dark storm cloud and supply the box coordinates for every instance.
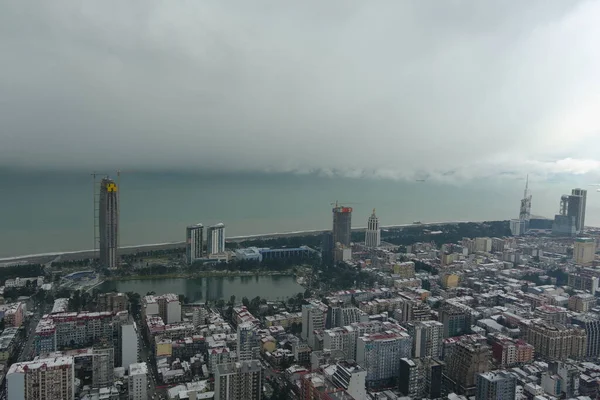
[1,0,600,180]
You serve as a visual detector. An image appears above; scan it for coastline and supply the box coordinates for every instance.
[0,219,472,264]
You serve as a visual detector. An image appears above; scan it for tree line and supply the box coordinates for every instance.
[0,263,44,284]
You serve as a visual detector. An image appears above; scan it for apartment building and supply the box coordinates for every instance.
[356,331,412,388]
[526,321,587,360]
[569,293,596,313]
[443,335,491,396]
[302,302,326,349]
[7,356,75,400]
[3,302,25,328]
[97,292,128,313]
[406,320,443,358]
[215,360,263,400]
[143,293,181,324]
[476,371,516,400]
[34,312,114,355]
[129,362,148,400]
[489,334,534,367]
[573,313,600,358]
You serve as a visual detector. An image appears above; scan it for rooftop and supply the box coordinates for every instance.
[216,360,261,375]
[8,356,73,374]
[130,362,148,376]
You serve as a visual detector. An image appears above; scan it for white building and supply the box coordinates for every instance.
[129,362,148,400]
[365,209,381,248]
[121,322,139,372]
[234,247,262,262]
[186,223,204,263]
[356,331,412,387]
[7,356,75,400]
[302,303,326,349]
[331,361,367,400]
[237,322,259,362]
[323,327,359,361]
[407,320,443,358]
[207,223,226,255]
[143,293,181,324]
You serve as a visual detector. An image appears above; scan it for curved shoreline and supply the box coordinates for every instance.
[0,219,474,263]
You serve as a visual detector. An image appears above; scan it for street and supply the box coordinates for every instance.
[17,306,45,363]
[135,316,165,400]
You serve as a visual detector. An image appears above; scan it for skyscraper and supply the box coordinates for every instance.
[186,223,204,263]
[332,204,352,247]
[365,209,381,248]
[519,176,532,223]
[572,188,587,232]
[552,194,577,236]
[511,176,531,236]
[207,223,225,255]
[99,177,118,268]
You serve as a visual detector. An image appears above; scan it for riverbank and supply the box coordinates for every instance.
[106,269,296,282]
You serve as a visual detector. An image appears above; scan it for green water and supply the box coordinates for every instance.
[98,275,304,302]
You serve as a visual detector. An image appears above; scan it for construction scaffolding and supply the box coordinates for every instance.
[91,171,121,265]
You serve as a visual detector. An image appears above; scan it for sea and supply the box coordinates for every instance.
[0,169,597,259]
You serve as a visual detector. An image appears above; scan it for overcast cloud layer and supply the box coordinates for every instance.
[1,0,600,182]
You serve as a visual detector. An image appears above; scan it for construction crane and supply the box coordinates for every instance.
[589,184,600,192]
[329,201,360,207]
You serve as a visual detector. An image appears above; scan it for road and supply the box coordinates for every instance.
[135,315,166,400]
[17,305,45,363]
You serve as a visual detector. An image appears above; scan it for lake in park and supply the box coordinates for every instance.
[98,275,304,303]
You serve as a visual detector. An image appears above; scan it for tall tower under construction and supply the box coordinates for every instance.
[332,203,352,247]
[519,175,532,224]
[99,177,119,268]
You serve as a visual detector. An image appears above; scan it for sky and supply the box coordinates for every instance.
[1,0,600,183]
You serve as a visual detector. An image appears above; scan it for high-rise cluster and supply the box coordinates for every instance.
[185,222,226,264]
